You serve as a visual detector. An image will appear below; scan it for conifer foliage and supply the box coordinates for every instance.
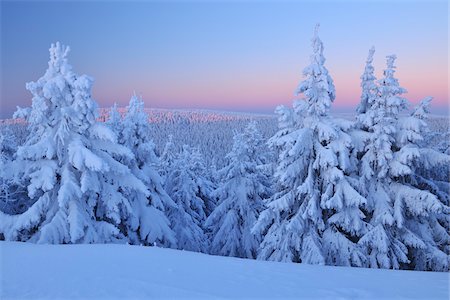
[356,55,449,271]
[255,25,368,266]
[165,145,209,252]
[108,95,176,247]
[0,127,30,215]
[206,122,271,258]
[0,31,448,272]
[0,43,147,244]
[356,46,377,116]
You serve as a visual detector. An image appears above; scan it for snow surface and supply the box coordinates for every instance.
[1,242,448,299]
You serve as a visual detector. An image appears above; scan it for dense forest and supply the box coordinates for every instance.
[1,26,448,272]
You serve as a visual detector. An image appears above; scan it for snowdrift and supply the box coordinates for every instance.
[1,242,448,299]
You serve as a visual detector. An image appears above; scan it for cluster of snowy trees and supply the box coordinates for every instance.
[255,26,449,271]
[100,107,277,169]
[1,25,448,272]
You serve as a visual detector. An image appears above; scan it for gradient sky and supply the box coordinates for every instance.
[1,0,448,118]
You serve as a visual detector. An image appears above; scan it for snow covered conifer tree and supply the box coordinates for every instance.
[190,147,216,216]
[392,97,450,271]
[106,102,123,136]
[206,124,271,258]
[356,47,377,116]
[352,47,378,172]
[358,55,448,271]
[0,42,147,244]
[254,25,368,266]
[242,120,274,183]
[0,127,30,216]
[158,134,176,183]
[165,145,208,252]
[295,24,336,116]
[352,48,379,167]
[242,121,268,165]
[117,95,176,247]
[0,126,17,162]
[406,98,450,209]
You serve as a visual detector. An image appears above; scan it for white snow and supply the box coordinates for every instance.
[1,241,448,299]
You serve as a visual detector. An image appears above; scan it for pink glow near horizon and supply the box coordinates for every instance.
[2,1,447,117]
[91,65,448,113]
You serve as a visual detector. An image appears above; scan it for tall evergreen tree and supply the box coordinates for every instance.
[0,43,146,243]
[255,25,368,266]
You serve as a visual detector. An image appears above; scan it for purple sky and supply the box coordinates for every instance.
[1,0,448,118]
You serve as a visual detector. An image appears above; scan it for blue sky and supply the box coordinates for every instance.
[1,0,448,117]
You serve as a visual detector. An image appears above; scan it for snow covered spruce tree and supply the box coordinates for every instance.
[205,123,271,258]
[397,98,450,271]
[190,147,217,216]
[242,120,275,183]
[165,145,208,252]
[0,42,148,243]
[356,47,378,129]
[107,95,176,247]
[254,25,368,266]
[405,98,450,209]
[357,55,448,271]
[394,98,449,269]
[158,134,176,183]
[106,102,123,135]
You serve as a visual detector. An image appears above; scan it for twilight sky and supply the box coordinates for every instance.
[1,0,448,118]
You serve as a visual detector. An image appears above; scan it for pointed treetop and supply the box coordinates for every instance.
[311,23,324,65]
[314,23,320,38]
[361,46,376,81]
[127,94,145,116]
[295,24,335,117]
[356,46,377,115]
[109,102,118,116]
[380,54,406,95]
[386,54,397,69]
[376,54,408,118]
[107,102,122,125]
[48,42,71,73]
[367,46,375,62]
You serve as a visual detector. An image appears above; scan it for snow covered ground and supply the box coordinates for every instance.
[1,242,448,299]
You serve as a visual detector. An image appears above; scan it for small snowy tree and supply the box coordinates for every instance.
[243,120,274,186]
[254,25,368,267]
[0,42,147,244]
[158,134,176,182]
[165,145,208,252]
[114,95,176,247]
[106,102,123,135]
[190,147,216,216]
[0,127,30,216]
[206,124,271,258]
